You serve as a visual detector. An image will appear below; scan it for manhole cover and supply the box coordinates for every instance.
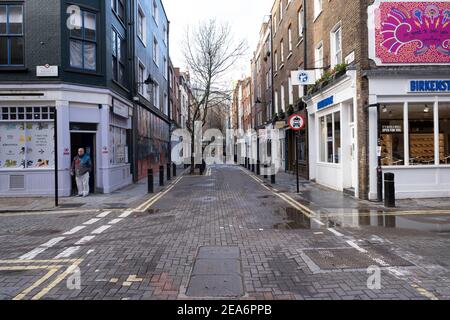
[304,247,413,270]
[26,229,61,237]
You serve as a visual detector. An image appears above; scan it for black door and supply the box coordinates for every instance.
[70,133,96,195]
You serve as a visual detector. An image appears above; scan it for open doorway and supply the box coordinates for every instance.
[70,132,96,196]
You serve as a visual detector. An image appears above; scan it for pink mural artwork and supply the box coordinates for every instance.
[376,2,450,64]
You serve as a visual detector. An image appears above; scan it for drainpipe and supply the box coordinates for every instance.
[130,0,138,183]
[303,0,309,180]
[167,21,171,169]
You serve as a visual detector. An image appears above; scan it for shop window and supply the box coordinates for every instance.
[109,125,127,165]
[0,107,55,169]
[439,103,450,164]
[380,104,404,166]
[409,103,434,165]
[319,111,341,164]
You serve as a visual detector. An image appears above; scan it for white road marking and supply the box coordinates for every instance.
[346,240,368,253]
[19,237,66,260]
[63,226,86,235]
[119,211,133,218]
[54,246,80,259]
[83,218,101,225]
[109,218,123,225]
[97,211,112,218]
[91,225,112,235]
[327,228,344,237]
[75,236,96,245]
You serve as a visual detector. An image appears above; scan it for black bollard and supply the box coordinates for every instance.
[263,164,268,179]
[173,163,177,177]
[252,162,255,173]
[147,169,154,193]
[270,167,276,184]
[256,160,261,175]
[384,173,396,208]
[159,165,164,186]
[167,163,171,181]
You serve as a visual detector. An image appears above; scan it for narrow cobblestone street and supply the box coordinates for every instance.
[1,165,449,300]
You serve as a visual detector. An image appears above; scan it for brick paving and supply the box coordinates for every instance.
[0,164,449,300]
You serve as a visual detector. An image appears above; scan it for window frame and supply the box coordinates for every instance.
[69,9,98,72]
[0,3,24,67]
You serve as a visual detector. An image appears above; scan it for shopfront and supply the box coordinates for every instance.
[307,70,359,195]
[368,77,450,199]
[367,0,450,199]
[0,85,132,196]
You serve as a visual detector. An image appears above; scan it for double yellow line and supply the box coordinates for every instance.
[134,176,184,213]
[242,167,322,223]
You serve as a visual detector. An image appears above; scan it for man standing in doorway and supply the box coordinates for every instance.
[71,148,92,197]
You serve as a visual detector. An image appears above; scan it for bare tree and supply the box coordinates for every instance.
[183,19,247,173]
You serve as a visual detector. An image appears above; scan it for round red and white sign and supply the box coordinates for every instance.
[288,114,305,131]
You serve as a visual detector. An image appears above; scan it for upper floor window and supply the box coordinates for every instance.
[152,0,159,25]
[279,1,283,21]
[315,42,324,79]
[138,62,146,96]
[137,4,146,43]
[298,8,304,38]
[314,0,323,20]
[331,24,342,67]
[280,40,284,63]
[111,0,125,22]
[70,10,97,71]
[153,35,159,66]
[0,4,24,66]
[112,29,126,85]
[288,26,292,52]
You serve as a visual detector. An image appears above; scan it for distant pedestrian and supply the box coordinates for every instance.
[71,148,92,197]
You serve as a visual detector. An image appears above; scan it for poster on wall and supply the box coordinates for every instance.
[0,122,54,169]
[368,0,450,65]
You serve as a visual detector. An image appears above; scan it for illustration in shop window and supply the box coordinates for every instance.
[376,1,450,64]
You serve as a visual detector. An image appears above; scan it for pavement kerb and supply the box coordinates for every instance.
[0,166,193,215]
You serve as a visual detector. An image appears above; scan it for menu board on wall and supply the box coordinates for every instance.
[0,122,54,169]
[369,1,450,65]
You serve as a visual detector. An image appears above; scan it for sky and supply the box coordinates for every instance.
[163,0,274,83]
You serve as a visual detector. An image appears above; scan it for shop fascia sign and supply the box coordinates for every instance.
[317,96,334,110]
[113,99,129,118]
[409,79,450,93]
[368,0,450,66]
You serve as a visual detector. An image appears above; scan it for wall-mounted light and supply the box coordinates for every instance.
[382,105,388,113]
[424,105,430,113]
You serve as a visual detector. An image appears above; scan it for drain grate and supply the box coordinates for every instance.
[104,203,127,209]
[304,247,413,270]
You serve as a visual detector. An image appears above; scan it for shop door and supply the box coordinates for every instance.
[70,133,96,195]
[349,123,357,189]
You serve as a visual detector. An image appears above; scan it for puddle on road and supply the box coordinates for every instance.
[322,209,450,233]
[273,207,312,230]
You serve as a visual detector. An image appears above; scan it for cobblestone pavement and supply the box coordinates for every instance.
[0,165,449,300]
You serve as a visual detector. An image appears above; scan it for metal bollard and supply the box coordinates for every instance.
[173,163,177,177]
[270,166,276,184]
[263,164,268,179]
[252,162,255,173]
[147,169,154,193]
[256,160,261,175]
[384,172,396,208]
[159,165,164,186]
[167,163,171,181]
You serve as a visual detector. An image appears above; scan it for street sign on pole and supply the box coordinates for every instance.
[288,113,305,194]
[291,70,316,86]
